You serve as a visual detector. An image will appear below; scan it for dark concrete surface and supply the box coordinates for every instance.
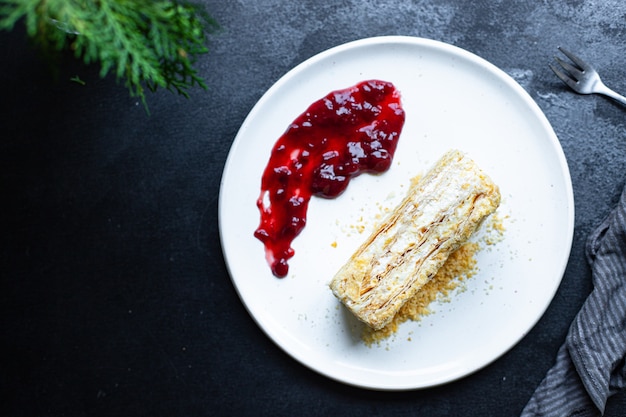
[2,1,626,416]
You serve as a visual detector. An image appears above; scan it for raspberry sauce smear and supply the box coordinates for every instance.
[254,80,406,277]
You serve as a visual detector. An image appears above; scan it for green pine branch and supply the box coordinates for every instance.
[0,0,218,112]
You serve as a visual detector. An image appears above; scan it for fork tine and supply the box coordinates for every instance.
[558,46,591,71]
[554,56,584,78]
[549,63,579,90]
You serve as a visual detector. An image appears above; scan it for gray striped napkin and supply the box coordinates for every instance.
[521,184,626,417]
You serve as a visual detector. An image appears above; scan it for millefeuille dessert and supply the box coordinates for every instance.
[329,149,501,330]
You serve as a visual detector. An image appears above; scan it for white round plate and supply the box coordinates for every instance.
[218,36,574,390]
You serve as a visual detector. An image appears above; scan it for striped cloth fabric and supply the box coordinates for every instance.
[521,185,626,417]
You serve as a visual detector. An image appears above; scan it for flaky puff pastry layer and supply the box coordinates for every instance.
[330,149,501,330]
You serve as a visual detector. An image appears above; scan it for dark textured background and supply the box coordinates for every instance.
[2,1,626,416]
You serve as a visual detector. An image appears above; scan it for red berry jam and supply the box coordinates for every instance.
[254,80,405,277]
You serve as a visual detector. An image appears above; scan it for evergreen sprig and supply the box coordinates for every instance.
[0,0,218,111]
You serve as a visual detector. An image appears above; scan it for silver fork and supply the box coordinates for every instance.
[549,46,626,105]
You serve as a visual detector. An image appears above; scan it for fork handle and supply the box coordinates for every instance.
[597,84,626,106]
